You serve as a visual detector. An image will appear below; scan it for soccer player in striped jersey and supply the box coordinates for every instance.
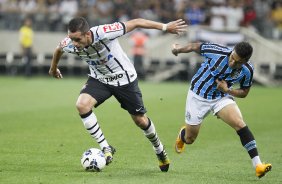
[172,42,272,178]
[49,17,187,172]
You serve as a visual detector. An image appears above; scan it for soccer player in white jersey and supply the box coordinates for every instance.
[49,17,187,172]
[172,42,272,178]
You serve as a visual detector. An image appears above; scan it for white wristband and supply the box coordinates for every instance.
[162,24,167,32]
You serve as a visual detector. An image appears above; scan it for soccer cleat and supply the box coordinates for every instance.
[255,163,272,178]
[102,145,116,165]
[156,149,170,172]
[175,126,186,153]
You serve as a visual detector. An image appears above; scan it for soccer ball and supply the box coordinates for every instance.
[81,148,106,172]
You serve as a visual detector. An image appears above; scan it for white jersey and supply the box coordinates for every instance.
[59,22,137,86]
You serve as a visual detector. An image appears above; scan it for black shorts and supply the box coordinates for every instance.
[80,77,147,115]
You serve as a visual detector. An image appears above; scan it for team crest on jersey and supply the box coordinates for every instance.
[230,69,241,79]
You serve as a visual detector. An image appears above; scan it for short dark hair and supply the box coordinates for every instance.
[68,17,89,34]
[234,42,253,61]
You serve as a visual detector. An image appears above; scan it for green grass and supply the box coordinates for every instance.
[0,76,281,184]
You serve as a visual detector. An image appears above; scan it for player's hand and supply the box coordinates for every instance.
[166,19,188,35]
[49,68,63,79]
[172,44,180,56]
[215,79,228,93]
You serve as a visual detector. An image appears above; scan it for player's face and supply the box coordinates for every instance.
[68,31,91,51]
[228,51,247,69]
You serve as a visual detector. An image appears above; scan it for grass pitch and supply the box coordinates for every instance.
[0,76,281,184]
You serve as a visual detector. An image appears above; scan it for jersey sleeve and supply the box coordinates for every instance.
[200,42,230,56]
[58,36,73,52]
[240,62,254,88]
[96,22,126,40]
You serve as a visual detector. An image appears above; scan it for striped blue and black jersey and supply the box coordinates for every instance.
[190,43,254,100]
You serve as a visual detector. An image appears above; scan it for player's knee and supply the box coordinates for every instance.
[132,114,147,129]
[232,118,246,131]
[76,100,91,114]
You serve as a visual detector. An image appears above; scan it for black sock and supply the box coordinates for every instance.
[237,126,258,159]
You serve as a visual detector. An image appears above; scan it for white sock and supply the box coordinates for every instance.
[81,112,109,149]
[143,119,164,154]
[252,156,262,168]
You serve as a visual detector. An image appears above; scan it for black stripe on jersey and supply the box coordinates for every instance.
[210,56,225,72]
[244,63,253,86]
[95,36,130,83]
[191,66,209,90]
[90,45,101,57]
[196,74,213,95]
[99,40,110,51]
[114,57,130,82]
[90,67,98,78]
[204,79,216,99]
[120,22,126,35]
[211,65,229,99]
[105,65,114,73]
[84,50,91,59]
[215,61,229,79]
[191,66,207,90]
[90,30,95,44]
[74,47,79,56]
[240,75,246,88]
[95,67,105,75]
[96,26,100,37]
[191,65,209,91]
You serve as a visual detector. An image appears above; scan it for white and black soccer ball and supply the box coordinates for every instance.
[81,148,106,172]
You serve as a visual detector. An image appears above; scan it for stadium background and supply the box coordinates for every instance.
[0,0,282,85]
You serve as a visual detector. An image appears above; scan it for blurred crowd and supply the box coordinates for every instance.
[0,0,282,39]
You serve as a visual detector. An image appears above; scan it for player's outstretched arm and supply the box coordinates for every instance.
[124,18,187,34]
[171,42,202,56]
[49,47,63,79]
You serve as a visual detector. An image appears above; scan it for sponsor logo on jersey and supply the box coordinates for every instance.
[60,37,70,48]
[103,23,123,33]
[86,54,113,66]
[99,74,124,83]
[86,60,107,65]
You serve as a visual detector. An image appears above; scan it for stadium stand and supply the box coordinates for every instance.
[0,0,282,86]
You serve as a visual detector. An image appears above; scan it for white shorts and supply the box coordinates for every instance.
[185,90,236,125]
